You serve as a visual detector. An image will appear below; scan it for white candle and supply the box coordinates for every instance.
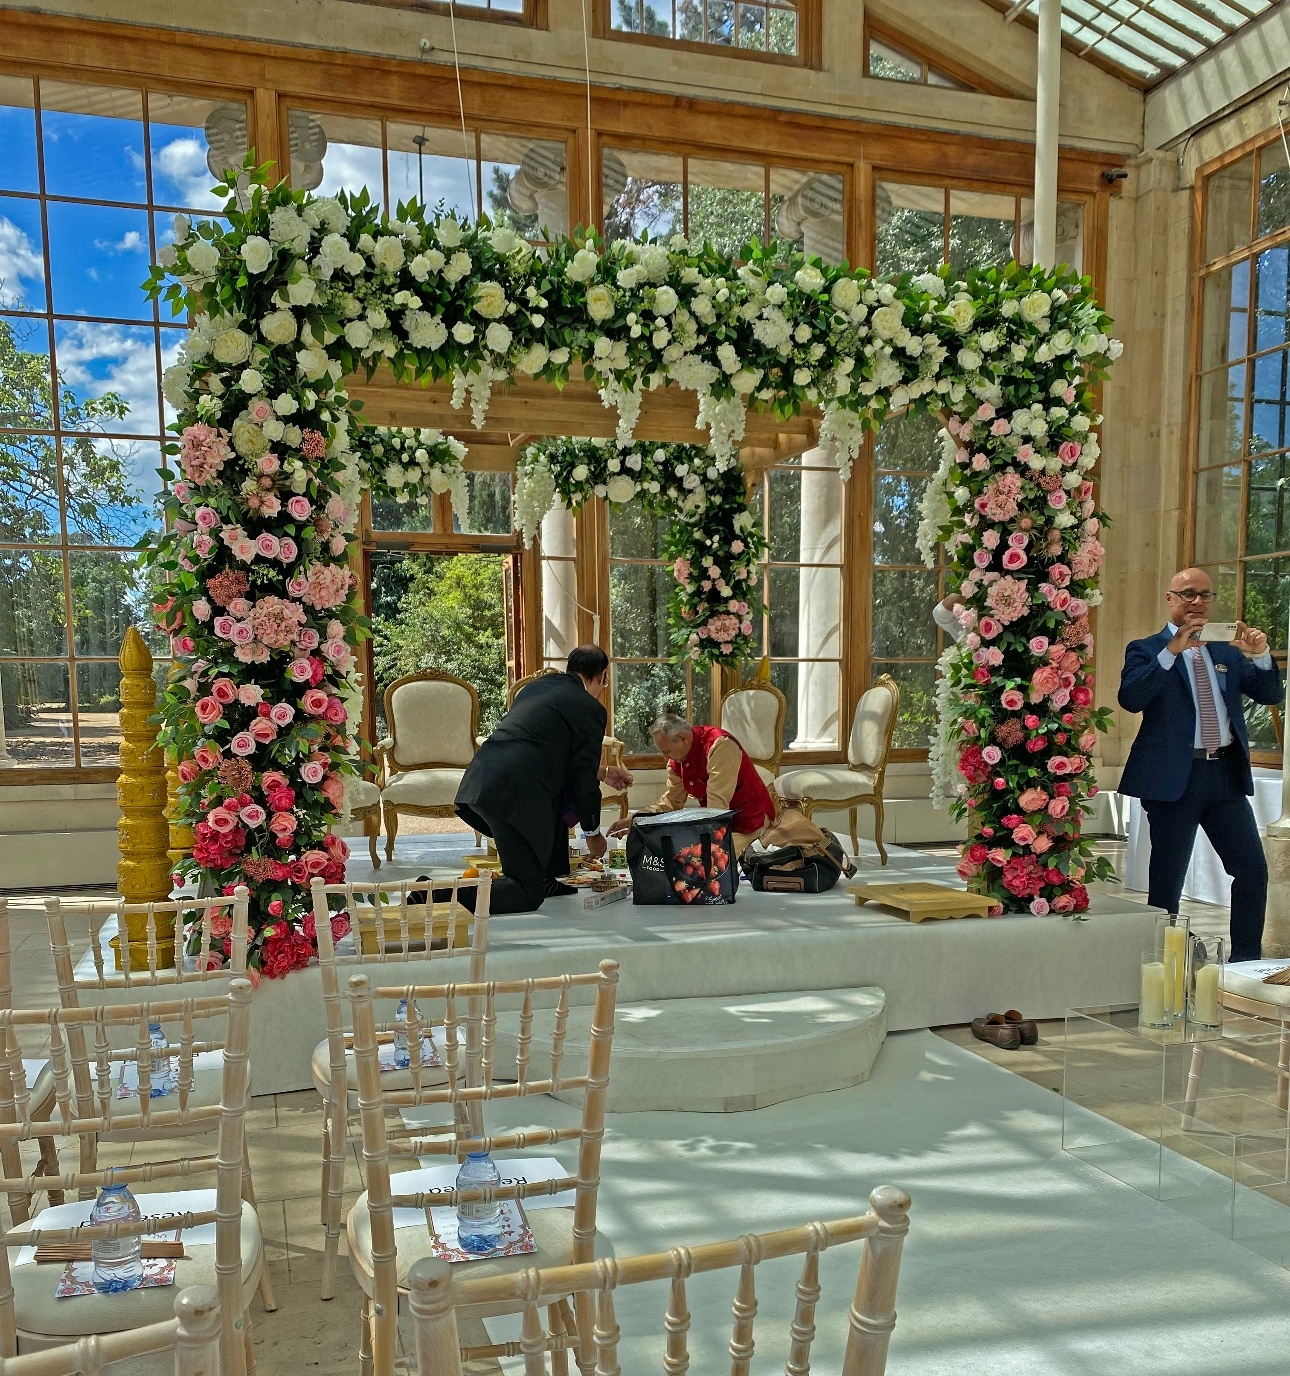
[1140,961,1168,1026]
[1194,963,1221,1026]
[1163,925,1188,1013]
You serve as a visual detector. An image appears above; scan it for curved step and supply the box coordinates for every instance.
[494,986,887,1114]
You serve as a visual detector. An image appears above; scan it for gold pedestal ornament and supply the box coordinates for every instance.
[165,661,194,870]
[116,626,172,901]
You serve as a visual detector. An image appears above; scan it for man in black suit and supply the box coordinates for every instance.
[1118,567,1282,959]
[456,645,628,914]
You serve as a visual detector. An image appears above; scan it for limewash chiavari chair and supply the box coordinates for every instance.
[41,888,274,1314]
[0,900,62,1223]
[405,1189,914,1376]
[0,1282,221,1376]
[0,981,262,1375]
[308,876,493,1303]
[345,961,619,1376]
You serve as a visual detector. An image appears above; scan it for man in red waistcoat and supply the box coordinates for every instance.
[607,712,777,856]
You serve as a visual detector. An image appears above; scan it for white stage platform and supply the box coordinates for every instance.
[225,838,1157,1095]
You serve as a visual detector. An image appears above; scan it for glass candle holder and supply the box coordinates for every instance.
[1154,914,1191,1021]
[1139,948,1173,1028]
[1189,935,1226,1029]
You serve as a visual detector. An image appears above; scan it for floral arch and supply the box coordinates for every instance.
[145,161,1119,976]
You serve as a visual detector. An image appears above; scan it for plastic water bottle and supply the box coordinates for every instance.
[393,1000,411,1068]
[148,1023,174,1098]
[455,1152,503,1253]
[90,1183,143,1293]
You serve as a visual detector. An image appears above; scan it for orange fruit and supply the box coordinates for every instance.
[461,866,480,878]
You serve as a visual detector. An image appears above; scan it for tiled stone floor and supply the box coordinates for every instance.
[1,833,1239,1373]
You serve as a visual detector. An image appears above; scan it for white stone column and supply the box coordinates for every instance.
[540,505,579,662]
[1033,0,1062,268]
[794,460,842,750]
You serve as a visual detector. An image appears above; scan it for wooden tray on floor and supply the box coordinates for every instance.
[847,881,994,923]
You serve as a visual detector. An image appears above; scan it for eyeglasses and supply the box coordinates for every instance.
[1169,589,1215,603]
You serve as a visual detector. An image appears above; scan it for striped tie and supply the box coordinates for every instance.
[1189,646,1222,752]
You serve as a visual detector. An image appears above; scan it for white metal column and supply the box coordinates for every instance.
[1008,0,1062,269]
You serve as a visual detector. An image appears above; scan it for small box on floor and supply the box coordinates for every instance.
[581,883,631,910]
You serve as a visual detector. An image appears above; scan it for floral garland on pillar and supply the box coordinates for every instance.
[142,160,1121,973]
[516,439,766,666]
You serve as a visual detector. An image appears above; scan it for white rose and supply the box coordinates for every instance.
[792,367,811,385]
[161,364,190,410]
[212,328,252,365]
[171,213,191,243]
[260,310,298,346]
[948,298,976,332]
[452,321,475,344]
[489,225,519,255]
[606,475,636,503]
[586,284,615,323]
[262,417,285,441]
[794,264,824,294]
[443,251,472,284]
[473,280,507,319]
[286,275,316,307]
[566,247,600,283]
[283,423,303,447]
[871,304,904,339]
[156,243,178,268]
[320,232,350,266]
[273,393,298,416]
[517,343,550,375]
[830,277,861,311]
[344,251,365,275]
[653,285,678,315]
[1108,338,1124,360]
[296,346,330,381]
[185,239,219,275]
[436,218,464,248]
[404,310,448,350]
[912,271,945,298]
[344,320,373,349]
[373,236,405,273]
[593,336,612,359]
[1020,291,1052,322]
[240,236,273,274]
[978,331,999,352]
[640,244,670,281]
[485,321,512,354]
[571,465,589,481]
[239,368,264,393]
[957,348,981,371]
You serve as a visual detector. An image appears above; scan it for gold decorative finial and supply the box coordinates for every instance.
[116,626,172,901]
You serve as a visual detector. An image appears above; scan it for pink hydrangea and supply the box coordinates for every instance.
[301,561,352,611]
[1070,537,1104,580]
[178,424,232,486]
[249,596,307,650]
[978,471,1023,522]
[985,576,1031,625]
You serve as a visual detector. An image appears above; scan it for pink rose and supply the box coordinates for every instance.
[194,506,219,530]
[1048,796,1069,818]
[1051,893,1075,912]
[230,621,254,645]
[171,635,195,655]
[1052,589,1071,611]
[1048,756,1073,775]
[206,807,238,834]
[193,743,221,771]
[971,453,989,471]
[323,638,349,663]
[981,745,1002,765]
[297,628,320,650]
[1031,834,1052,854]
[249,717,277,744]
[268,811,298,840]
[213,616,234,639]
[1017,787,1049,812]
[321,773,345,809]
[230,732,257,757]
[261,770,289,792]
[288,658,313,683]
[1002,548,1027,571]
[237,685,263,707]
[269,702,295,727]
[286,574,308,597]
[209,677,236,705]
[1048,564,1071,587]
[191,599,212,623]
[299,760,326,785]
[1050,688,1071,708]
[1048,490,1067,509]
[1067,598,1088,618]
[987,847,1007,867]
[258,454,280,474]
[975,402,996,421]
[287,496,312,520]
[990,418,1010,436]
[177,759,200,784]
[302,849,330,876]
[997,691,1024,716]
[324,697,348,725]
[1012,824,1037,846]
[255,533,280,559]
[239,803,267,827]
[278,538,298,563]
[982,529,1000,549]
[1030,897,1050,915]
[301,688,329,716]
[1058,441,1081,463]
[973,549,992,568]
[978,616,1001,640]
[193,534,214,558]
[195,696,222,725]
[1029,636,1049,655]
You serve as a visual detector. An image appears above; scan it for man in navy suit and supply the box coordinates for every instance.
[1118,567,1282,959]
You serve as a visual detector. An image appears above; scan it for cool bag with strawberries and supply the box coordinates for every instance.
[625,808,739,906]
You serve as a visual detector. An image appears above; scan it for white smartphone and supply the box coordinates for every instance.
[1198,622,1239,642]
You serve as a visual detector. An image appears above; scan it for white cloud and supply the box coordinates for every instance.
[55,321,162,437]
[92,230,145,254]
[317,143,384,207]
[0,217,45,309]
[153,137,223,211]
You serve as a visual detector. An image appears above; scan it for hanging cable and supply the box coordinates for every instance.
[446,1,477,222]
[1278,82,1290,176]
[544,544,601,645]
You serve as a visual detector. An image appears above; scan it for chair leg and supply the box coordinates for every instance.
[872,798,887,865]
[1,1134,27,1226]
[242,1138,277,1313]
[36,1132,63,1208]
[358,1296,374,1376]
[383,803,399,861]
[321,1096,347,1301]
[242,1306,257,1376]
[849,807,859,859]
[366,811,381,870]
[573,1290,596,1375]
[549,1304,570,1376]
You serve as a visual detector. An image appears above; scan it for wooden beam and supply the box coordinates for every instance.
[348,368,823,459]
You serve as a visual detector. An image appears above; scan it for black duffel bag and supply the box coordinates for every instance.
[626,807,738,906]
[741,843,848,893]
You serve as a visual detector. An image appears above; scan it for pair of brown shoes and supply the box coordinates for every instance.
[970,1010,1038,1050]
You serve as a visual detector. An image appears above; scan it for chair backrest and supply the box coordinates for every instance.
[384,670,479,772]
[507,668,560,710]
[847,675,901,774]
[309,876,493,1127]
[0,982,253,1372]
[346,961,618,1374]
[405,1188,913,1376]
[720,680,787,773]
[43,888,249,998]
[0,1283,221,1375]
